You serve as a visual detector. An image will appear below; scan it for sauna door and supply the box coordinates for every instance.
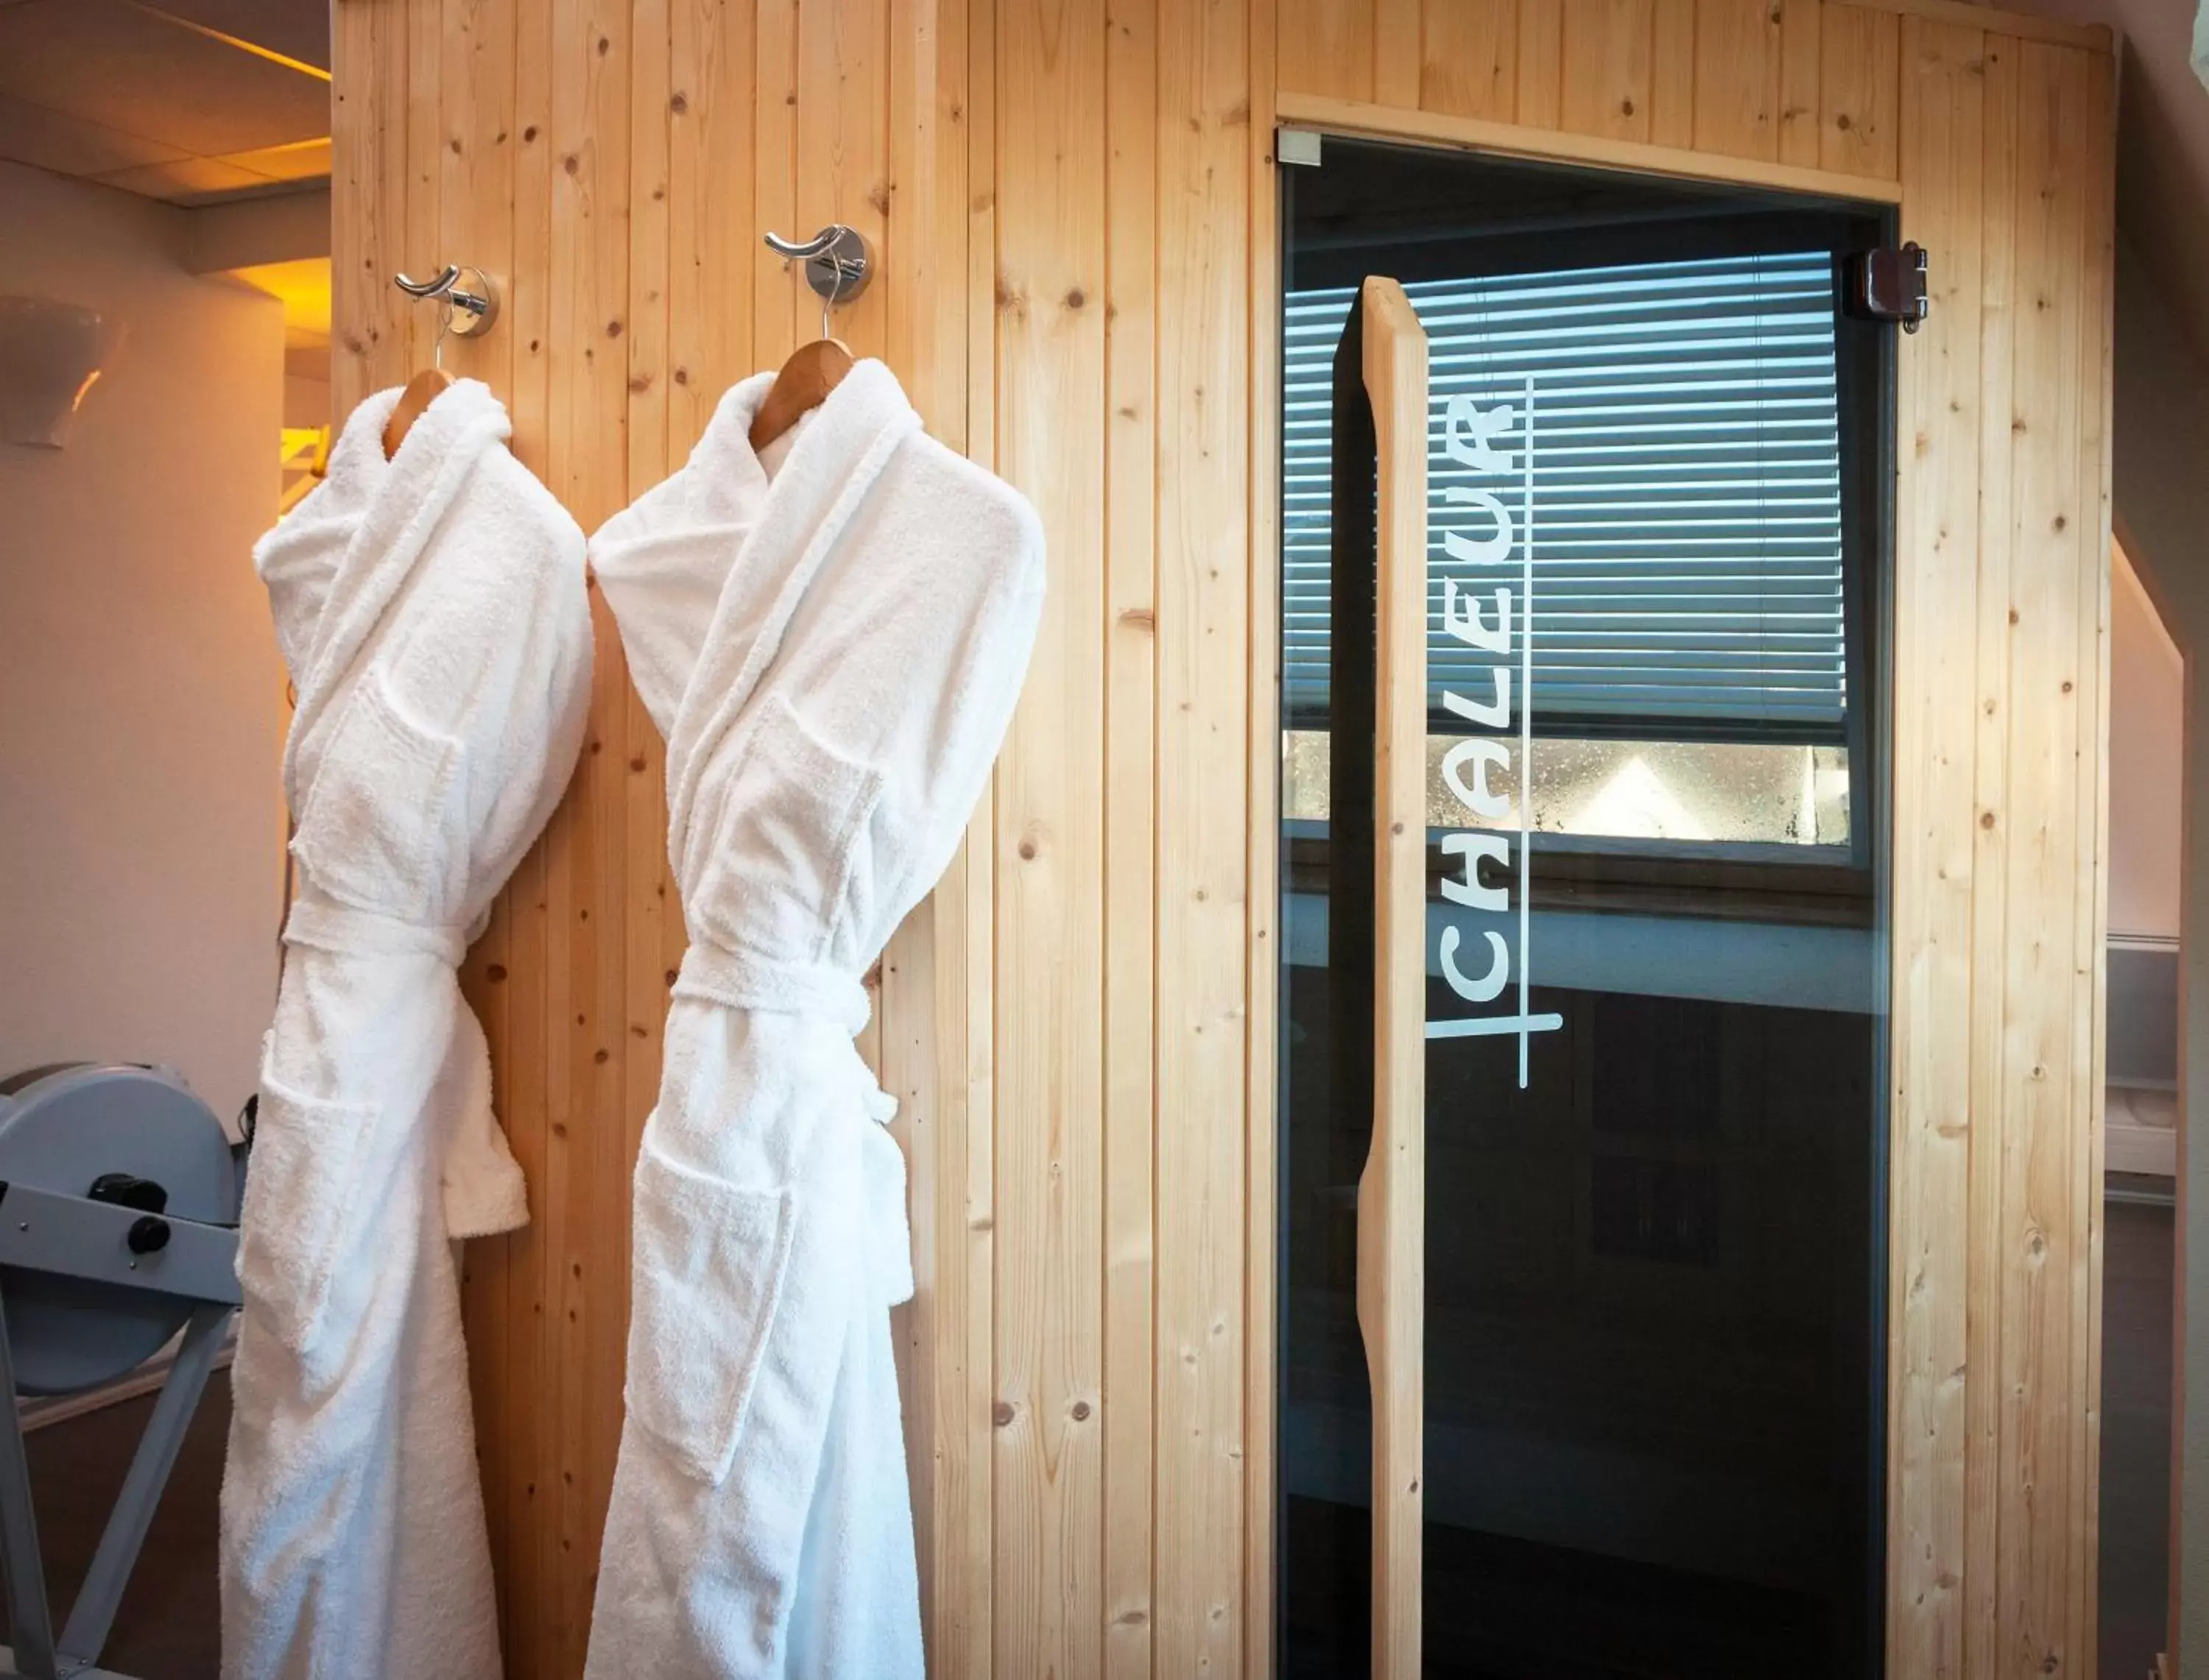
[1276,138,1892,1679]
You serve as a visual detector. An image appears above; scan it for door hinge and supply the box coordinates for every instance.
[1845,241,1929,333]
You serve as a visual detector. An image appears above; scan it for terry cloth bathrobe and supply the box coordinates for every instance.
[583,360,1042,1678]
[223,378,593,1680]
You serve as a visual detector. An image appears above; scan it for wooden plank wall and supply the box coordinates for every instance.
[329,0,2114,1673]
[1884,21,2115,1680]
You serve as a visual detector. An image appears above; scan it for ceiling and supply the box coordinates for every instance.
[0,0,328,206]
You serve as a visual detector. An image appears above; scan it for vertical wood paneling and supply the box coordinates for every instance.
[884,0,970,1653]
[1691,0,1780,159]
[1515,0,1565,127]
[993,0,1108,1668]
[667,0,753,455]
[1818,7,1898,179]
[1968,31,2019,1676]
[1647,0,1695,146]
[376,0,412,388]
[1776,0,1819,164]
[545,0,630,1666]
[1275,0,1372,99]
[628,0,672,495]
[328,1,372,417]
[933,0,999,1665]
[754,0,800,364]
[404,0,442,368]
[1154,0,1250,1665]
[2071,52,2115,1676]
[1994,42,2089,1678]
[1417,0,1513,121]
[500,3,556,1668]
[444,0,519,1650]
[1242,1,1280,1671]
[1372,0,1418,107]
[1102,0,1158,1664]
[321,4,2119,1674]
[1559,0,1652,141]
[797,0,890,356]
[624,31,676,1532]
[1889,21,1983,1679]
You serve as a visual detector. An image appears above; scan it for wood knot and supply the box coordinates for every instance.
[993,1402,1015,1427]
[669,91,688,113]
[1070,1400,1091,1421]
[1018,838,1038,861]
[486,964,508,982]
[1835,112,1852,131]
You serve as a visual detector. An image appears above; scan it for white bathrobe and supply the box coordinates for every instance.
[223,378,593,1680]
[584,361,1042,1678]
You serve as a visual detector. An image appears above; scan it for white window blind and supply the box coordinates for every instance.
[1283,252,1849,741]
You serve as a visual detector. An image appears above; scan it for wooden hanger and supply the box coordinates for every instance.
[750,336,851,452]
[384,267,497,458]
[381,364,452,458]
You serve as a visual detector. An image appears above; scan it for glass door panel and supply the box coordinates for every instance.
[1277,138,1892,1680]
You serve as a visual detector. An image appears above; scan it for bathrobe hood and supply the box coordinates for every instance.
[585,359,1041,1678]
[224,378,592,1680]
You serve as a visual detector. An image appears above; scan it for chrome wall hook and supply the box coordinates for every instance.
[393,264,499,339]
[764,226,872,311]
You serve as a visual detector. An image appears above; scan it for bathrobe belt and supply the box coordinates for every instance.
[672,939,915,1305]
[283,897,473,968]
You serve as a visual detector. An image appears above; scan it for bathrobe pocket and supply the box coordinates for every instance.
[293,670,466,920]
[695,691,885,962]
[625,1147,796,1484]
[236,1076,377,1358]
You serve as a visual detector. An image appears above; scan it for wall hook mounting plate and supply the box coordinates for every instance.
[393,264,500,337]
[763,225,871,308]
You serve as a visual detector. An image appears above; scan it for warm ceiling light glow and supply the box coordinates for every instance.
[237,137,331,161]
[124,0,333,81]
[231,258,332,347]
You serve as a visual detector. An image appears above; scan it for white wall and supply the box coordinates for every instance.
[2113,537,2184,942]
[0,160,285,1127]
